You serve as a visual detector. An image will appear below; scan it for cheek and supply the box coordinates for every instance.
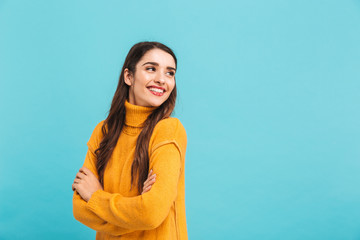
[168,80,176,93]
[133,76,149,92]
[142,72,153,82]
[134,72,150,86]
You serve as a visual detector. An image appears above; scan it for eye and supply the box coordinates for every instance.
[146,67,156,71]
[166,71,175,77]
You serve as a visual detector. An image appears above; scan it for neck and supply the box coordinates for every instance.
[124,100,156,128]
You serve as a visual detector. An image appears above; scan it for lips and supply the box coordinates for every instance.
[147,86,165,96]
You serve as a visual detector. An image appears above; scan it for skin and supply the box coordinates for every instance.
[72,167,157,201]
[72,48,176,202]
[124,48,176,107]
[72,167,103,202]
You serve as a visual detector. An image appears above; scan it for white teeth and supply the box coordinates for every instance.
[149,88,164,93]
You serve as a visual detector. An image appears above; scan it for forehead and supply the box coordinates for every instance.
[138,48,176,68]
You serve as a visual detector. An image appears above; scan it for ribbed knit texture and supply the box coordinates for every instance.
[73,101,188,240]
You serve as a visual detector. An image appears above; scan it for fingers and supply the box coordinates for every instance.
[144,173,156,186]
[143,173,156,190]
[74,167,93,183]
[141,181,152,194]
[72,168,90,192]
[142,185,152,194]
[73,172,84,191]
[142,173,156,194]
[76,172,86,180]
[143,171,153,187]
[72,183,79,191]
[147,169,153,179]
[79,167,91,176]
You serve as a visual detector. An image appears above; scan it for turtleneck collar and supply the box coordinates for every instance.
[124,100,156,128]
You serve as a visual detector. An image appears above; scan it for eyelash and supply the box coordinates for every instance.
[146,67,156,71]
[146,67,175,76]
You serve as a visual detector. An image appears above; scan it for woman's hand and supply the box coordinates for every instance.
[72,167,103,202]
[142,169,156,194]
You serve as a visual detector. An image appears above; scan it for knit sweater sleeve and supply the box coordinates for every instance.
[72,121,135,236]
[86,118,187,230]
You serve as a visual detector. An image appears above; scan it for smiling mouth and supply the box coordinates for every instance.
[148,87,165,96]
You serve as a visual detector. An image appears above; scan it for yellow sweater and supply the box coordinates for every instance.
[73,101,188,240]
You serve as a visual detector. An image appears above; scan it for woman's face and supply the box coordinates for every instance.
[124,48,176,107]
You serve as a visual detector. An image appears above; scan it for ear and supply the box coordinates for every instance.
[124,68,133,86]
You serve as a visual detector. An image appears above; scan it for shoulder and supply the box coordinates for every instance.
[87,120,105,152]
[152,117,186,141]
[93,120,105,132]
[154,117,186,135]
[150,117,187,154]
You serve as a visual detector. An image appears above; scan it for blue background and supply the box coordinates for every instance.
[1,0,360,239]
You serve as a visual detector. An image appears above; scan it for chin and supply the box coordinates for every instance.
[148,98,168,107]
[149,101,164,107]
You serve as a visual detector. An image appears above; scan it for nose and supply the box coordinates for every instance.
[154,73,165,85]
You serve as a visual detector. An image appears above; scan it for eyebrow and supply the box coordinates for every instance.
[142,62,176,71]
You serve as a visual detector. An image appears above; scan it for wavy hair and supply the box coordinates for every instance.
[95,41,177,193]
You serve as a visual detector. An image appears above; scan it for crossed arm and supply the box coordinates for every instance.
[72,142,181,235]
[72,167,156,202]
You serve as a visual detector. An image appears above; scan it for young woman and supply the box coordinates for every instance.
[72,41,188,240]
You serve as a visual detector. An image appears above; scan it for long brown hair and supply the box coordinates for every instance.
[95,41,177,193]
